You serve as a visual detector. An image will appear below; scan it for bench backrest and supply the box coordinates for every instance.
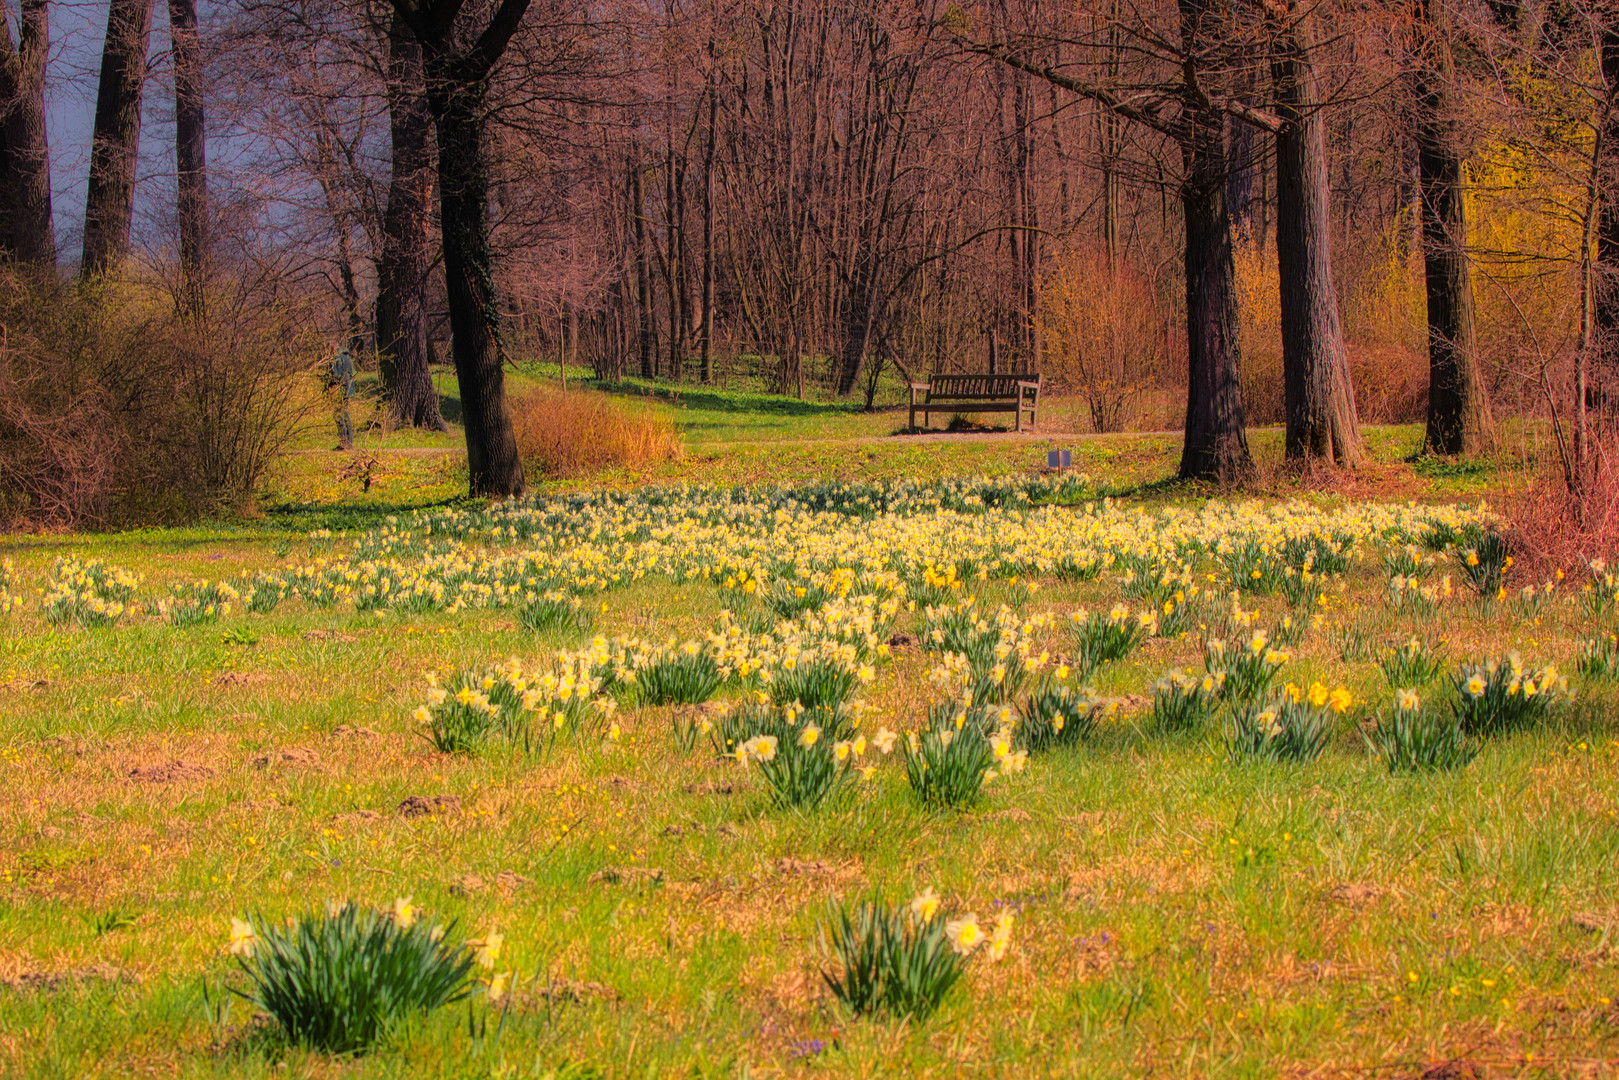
[927,373,1040,399]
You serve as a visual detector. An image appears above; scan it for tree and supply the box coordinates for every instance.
[390,0,530,497]
[170,0,207,313]
[0,0,53,266]
[375,13,448,431]
[83,0,158,277]
[965,0,1258,481]
[1269,0,1361,466]
[1411,0,1495,455]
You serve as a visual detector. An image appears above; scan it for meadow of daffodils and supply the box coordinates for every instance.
[3,474,1616,1076]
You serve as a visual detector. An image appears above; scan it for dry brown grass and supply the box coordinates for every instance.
[509,386,681,478]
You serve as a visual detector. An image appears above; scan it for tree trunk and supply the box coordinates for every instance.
[82,0,156,277]
[1272,5,1361,467]
[701,80,717,383]
[375,15,446,431]
[1178,99,1252,482]
[632,155,655,378]
[1594,25,1619,411]
[1413,0,1494,455]
[168,0,205,313]
[0,0,54,265]
[432,84,523,495]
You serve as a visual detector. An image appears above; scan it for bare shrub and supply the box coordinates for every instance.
[0,269,315,529]
[1038,249,1169,432]
[1507,444,1619,577]
[509,386,681,477]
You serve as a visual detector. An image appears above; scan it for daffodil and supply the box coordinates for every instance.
[946,914,985,955]
[228,917,258,957]
[391,895,416,928]
[911,887,941,922]
[988,910,1014,961]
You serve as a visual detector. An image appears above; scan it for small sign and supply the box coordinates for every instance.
[1047,449,1072,469]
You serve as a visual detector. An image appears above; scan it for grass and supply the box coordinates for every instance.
[0,389,1613,1077]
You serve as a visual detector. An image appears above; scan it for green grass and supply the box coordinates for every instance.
[0,390,1609,1077]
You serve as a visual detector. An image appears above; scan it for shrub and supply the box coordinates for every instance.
[0,270,311,529]
[230,900,475,1054]
[818,889,1010,1020]
[509,387,680,479]
[1449,654,1570,736]
[1369,689,1477,773]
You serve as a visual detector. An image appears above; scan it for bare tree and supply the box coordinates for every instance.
[1412,0,1495,455]
[391,0,530,497]
[170,0,207,313]
[376,13,448,430]
[84,0,158,277]
[0,0,53,266]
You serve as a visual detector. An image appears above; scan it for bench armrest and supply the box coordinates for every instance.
[1016,380,1041,391]
[908,382,932,391]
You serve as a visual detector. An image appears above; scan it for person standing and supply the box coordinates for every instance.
[328,345,356,450]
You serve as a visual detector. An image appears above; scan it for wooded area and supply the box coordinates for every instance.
[4,0,1619,500]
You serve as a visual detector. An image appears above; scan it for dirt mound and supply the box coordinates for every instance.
[397,794,461,818]
[250,746,321,769]
[129,760,214,783]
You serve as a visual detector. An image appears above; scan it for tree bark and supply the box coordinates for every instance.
[1594,25,1619,406]
[375,14,447,431]
[1271,4,1361,467]
[396,0,529,498]
[700,75,717,383]
[168,0,205,312]
[0,0,54,266]
[82,0,156,277]
[632,154,655,378]
[1178,96,1253,482]
[1412,0,1494,455]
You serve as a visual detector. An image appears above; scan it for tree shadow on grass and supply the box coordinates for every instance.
[585,377,860,418]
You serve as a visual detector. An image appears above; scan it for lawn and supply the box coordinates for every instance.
[1,385,1614,1079]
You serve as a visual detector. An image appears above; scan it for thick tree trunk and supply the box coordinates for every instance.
[1178,102,1252,482]
[1594,27,1619,401]
[1413,0,1494,455]
[168,0,205,312]
[0,0,54,265]
[1272,7,1362,467]
[432,84,524,496]
[375,16,446,431]
[82,0,156,277]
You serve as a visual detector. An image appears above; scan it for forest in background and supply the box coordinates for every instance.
[3,0,1619,513]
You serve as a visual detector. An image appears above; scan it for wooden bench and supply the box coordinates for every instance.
[909,373,1042,433]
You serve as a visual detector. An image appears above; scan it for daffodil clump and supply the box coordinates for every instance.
[413,659,615,754]
[1457,531,1512,598]
[1377,636,1445,687]
[1449,653,1571,736]
[924,599,1055,706]
[1578,558,1619,617]
[819,886,1012,1019]
[730,701,871,809]
[1576,632,1619,680]
[162,579,240,627]
[1150,668,1224,734]
[1225,680,1352,763]
[1204,628,1292,704]
[41,556,141,626]
[227,897,483,1054]
[517,588,589,633]
[1386,570,1452,617]
[1369,688,1478,773]
[902,702,1023,809]
[0,558,22,615]
[1068,603,1158,681]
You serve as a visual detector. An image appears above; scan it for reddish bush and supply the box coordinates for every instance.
[1507,445,1619,578]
